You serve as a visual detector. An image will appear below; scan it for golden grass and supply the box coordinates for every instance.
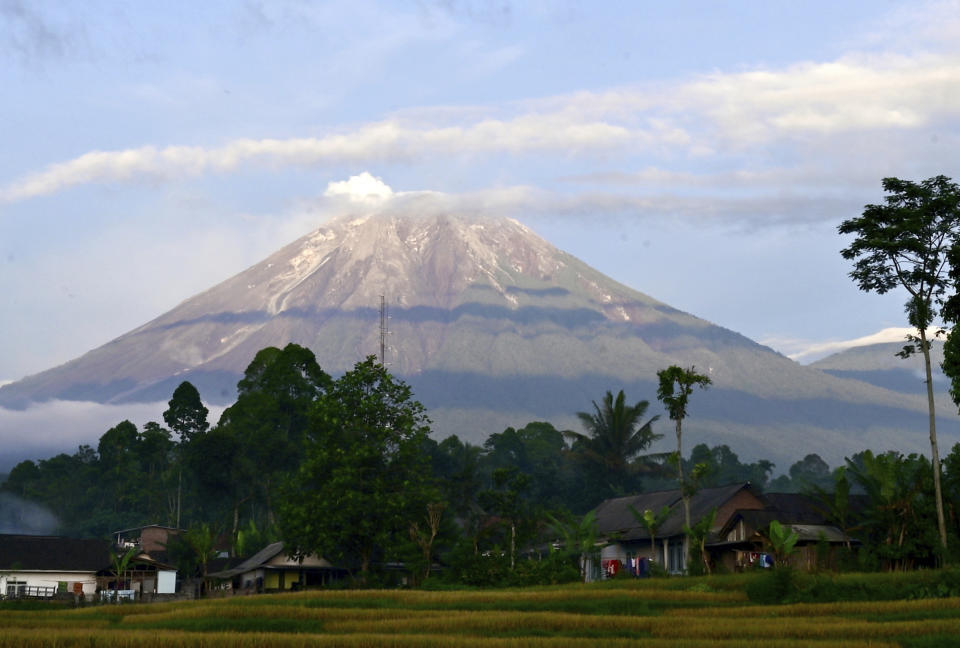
[322,610,654,634]
[0,628,900,648]
[1,581,956,647]
[238,585,745,605]
[118,605,450,624]
[649,616,960,639]
[664,596,960,618]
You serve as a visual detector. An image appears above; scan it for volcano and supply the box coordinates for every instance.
[2,209,956,467]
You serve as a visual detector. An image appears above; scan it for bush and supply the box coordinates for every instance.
[745,567,798,604]
[441,543,580,587]
[745,566,960,604]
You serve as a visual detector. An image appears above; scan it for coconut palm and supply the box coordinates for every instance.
[565,390,662,496]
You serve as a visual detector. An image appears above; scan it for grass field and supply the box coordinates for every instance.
[0,574,956,647]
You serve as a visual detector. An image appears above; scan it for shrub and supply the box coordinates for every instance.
[745,567,799,604]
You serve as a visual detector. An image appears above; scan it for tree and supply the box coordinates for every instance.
[478,468,534,571]
[629,504,672,568]
[278,357,431,578]
[163,381,210,529]
[98,420,141,520]
[839,175,960,554]
[409,502,446,583]
[482,422,578,512]
[109,546,138,601]
[183,523,218,595]
[656,366,711,540]
[812,466,854,551]
[163,381,209,444]
[845,450,934,571]
[546,509,601,582]
[789,454,833,492]
[684,507,718,575]
[218,344,331,530]
[137,421,175,524]
[765,520,800,567]
[564,390,661,497]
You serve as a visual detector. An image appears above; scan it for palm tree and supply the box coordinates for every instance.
[629,504,672,568]
[109,546,138,602]
[565,390,662,496]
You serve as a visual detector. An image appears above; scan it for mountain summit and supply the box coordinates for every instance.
[3,209,957,465]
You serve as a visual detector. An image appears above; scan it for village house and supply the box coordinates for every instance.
[208,541,347,593]
[108,525,182,597]
[113,524,182,562]
[709,492,856,571]
[0,534,111,598]
[590,484,857,577]
[590,482,767,578]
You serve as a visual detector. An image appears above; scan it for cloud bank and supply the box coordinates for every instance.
[3,47,958,204]
[768,327,940,365]
[0,400,225,472]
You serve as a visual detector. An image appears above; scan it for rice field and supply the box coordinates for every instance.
[0,577,955,647]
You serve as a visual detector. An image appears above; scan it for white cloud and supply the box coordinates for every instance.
[0,115,642,203]
[324,172,394,204]
[766,327,941,365]
[315,182,860,228]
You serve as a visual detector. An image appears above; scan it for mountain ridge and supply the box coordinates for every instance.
[2,210,957,468]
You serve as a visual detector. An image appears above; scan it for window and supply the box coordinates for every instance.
[5,580,27,598]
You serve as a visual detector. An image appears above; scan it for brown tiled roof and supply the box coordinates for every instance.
[0,534,111,571]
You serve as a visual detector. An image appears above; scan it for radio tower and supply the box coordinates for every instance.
[379,295,387,365]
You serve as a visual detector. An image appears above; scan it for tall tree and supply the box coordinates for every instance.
[278,357,431,577]
[218,344,331,528]
[163,381,209,528]
[163,381,209,444]
[839,175,960,554]
[656,366,711,545]
[564,390,661,497]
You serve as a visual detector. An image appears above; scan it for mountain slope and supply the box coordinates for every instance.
[2,211,956,467]
[811,340,948,396]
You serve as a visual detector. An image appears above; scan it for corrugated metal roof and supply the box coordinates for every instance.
[594,483,753,540]
[0,534,111,571]
[208,541,285,579]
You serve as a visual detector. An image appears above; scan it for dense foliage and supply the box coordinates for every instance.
[9,340,960,584]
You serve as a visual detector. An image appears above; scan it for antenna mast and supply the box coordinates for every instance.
[379,295,387,365]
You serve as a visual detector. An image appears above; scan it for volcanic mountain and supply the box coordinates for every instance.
[811,340,949,396]
[3,210,958,467]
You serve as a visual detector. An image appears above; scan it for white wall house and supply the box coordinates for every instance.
[1,570,98,597]
[0,534,111,598]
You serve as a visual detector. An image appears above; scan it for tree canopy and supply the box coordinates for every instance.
[839,174,960,553]
[564,390,662,498]
[278,356,432,575]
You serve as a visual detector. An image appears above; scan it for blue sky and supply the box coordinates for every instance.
[2,0,960,390]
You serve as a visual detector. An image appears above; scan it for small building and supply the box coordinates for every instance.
[709,492,857,571]
[108,525,185,595]
[591,482,766,577]
[97,551,178,596]
[0,534,110,598]
[208,541,347,593]
[113,525,183,563]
